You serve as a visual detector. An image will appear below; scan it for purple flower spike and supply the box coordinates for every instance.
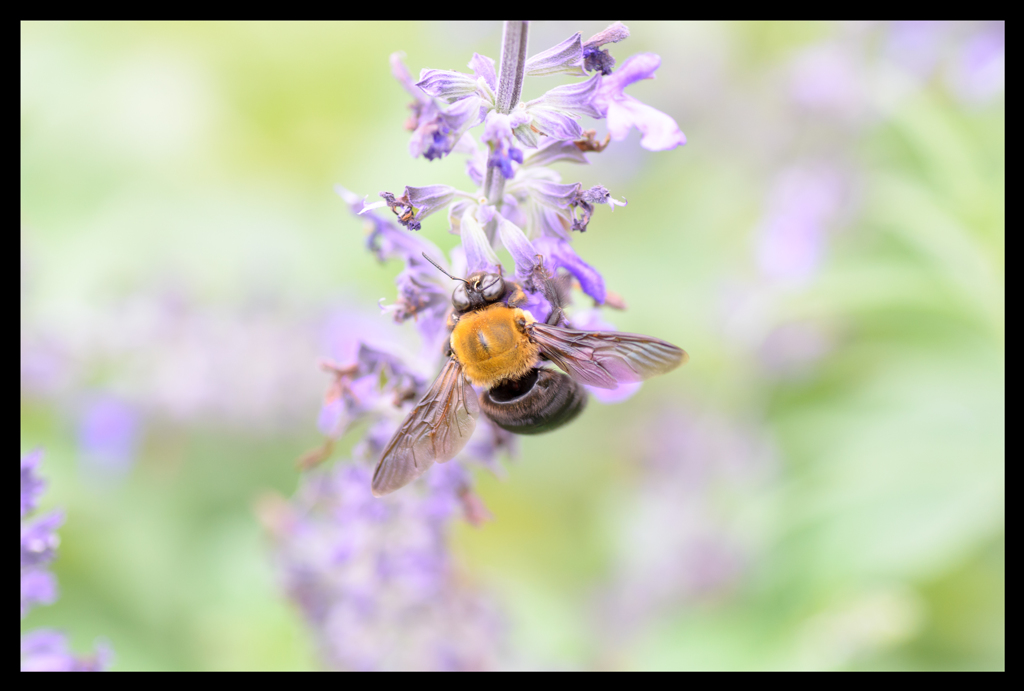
[525,33,586,77]
[594,53,686,151]
[533,236,606,304]
[583,22,630,75]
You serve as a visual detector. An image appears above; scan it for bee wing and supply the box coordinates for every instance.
[527,322,688,390]
[372,358,479,497]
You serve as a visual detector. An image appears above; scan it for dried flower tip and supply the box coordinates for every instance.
[584,22,631,49]
[377,186,456,231]
[583,22,630,75]
[574,129,611,153]
[603,290,628,310]
[296,439,335,471]
[569,185,626,232]
[458,486,494,527]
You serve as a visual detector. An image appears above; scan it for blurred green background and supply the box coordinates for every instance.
[21,21,1003,670]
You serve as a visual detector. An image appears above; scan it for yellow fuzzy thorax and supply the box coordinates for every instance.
[450,305,539,389]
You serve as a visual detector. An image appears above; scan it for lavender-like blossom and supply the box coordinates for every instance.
[20,450,111,671]
[262,462,505,670]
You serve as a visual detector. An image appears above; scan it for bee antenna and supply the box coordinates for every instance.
[421,252,469,285]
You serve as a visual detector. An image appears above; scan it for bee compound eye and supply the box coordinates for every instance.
[480,275,505,302]
[452,284,471,311]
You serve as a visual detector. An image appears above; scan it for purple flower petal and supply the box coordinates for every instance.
[416,68,486,104]
[458,210,500,273]
[525,33,585,77]
[404,185,457,224]
[527,73,603,123]
[521,138,590,167]
[533,236,606,304]
[524,180,580,210]
[496,215,537,280]
[594,53,686,151]
[526,107,584,141]
[468,53,497,91]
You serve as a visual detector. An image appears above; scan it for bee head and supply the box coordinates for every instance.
[419,253,505,313]
[452,271,505,312]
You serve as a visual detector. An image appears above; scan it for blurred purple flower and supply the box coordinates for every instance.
[78,396,141,474]
[950,22,1005,103]
[758,321,834,377]
[789,44,865,117]
[21,448,46,518]
[20,450,111,671]
[596,410,775,636]
[885,20,949,80]
[21,630,111,672]
[756,166,844,284]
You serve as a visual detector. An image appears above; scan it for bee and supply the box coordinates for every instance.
[371,254,688,496]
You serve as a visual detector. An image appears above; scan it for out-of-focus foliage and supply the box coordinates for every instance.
[21,21,1002,670]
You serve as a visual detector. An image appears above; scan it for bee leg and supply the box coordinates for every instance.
[505,284,528,308]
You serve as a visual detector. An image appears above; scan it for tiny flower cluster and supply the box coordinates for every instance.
[357,20,683,353]
[21,450,110,671]
[262,462,503,670]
